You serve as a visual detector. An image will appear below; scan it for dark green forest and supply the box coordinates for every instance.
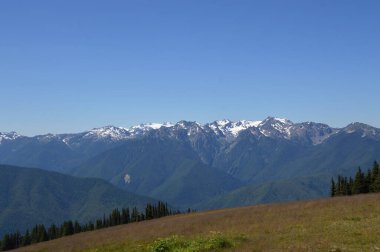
[0,201,187,251]
[331,161,380,196]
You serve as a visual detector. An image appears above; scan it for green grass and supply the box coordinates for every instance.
[15,193,380,252]
[82,232,246,252]
[149,232,245,252]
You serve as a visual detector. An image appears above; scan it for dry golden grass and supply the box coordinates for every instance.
[15,193,380,252]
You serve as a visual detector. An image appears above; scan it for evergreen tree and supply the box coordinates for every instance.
[345,177,352,195]
[22,230,31,246]
[110,209,121,226]
[30,225,39,244]
[30,225,47,243]
[330,178,336,197]
[13,231,22,249]
[95,218,103,229]
[48,224,59,240]
[139,213,145,221]
[74,221,81,234]
[131,207,139,222]
[102,214,108,228]
[349,177,354,194]
[0,201,177,251]
[1,234,12,251]
[87,221,95,231]
[352,167,365,194]
[333,161,380,197]
[372,161,379,178]
[364,169,372,193]
[336,176,341,195]
[373,172,380,192]
[145,204,153,220]
[371,161,380,192]
[61,221,74,236]
[39,225,48,242]
[121,208,130,224]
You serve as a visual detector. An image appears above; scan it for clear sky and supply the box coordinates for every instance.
[0,0,379,136]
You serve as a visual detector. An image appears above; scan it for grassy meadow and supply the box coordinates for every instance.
[15,193,380,252]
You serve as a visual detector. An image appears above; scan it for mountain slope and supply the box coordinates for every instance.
[0,164,155,236]
[0,117,335,172]
[267,130,380,181]
[212,129,311,182]
[70,119,380,208]
[202,175,330,209]
[1,117,380,209]
[73,137,242,208]
[15,193,380,252]
[0,131,130,172]
[213,128,380,185]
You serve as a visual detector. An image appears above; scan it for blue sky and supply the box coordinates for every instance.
[0,0,379,135]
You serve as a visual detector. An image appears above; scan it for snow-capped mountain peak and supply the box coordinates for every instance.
[227,120,262,136]
[235,120,262,128]
[0,131,21,143]
[208,119,262,137]
[258,117,293,138]
[4,117,374,147]
[132,122,173,130]
[214,119,232,127]
[274,117,292,124]
[174,121,201,128]
[129,122,174,133]
[84,126,130,140]
[342,122,380,139]
[259,117,293,126]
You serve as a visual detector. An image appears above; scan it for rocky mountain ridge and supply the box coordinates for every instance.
[2,117,377,147]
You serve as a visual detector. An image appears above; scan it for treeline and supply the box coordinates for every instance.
[0,201,185,251]
[331,161,380,197]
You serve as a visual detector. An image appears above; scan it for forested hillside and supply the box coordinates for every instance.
[0,165,155,237]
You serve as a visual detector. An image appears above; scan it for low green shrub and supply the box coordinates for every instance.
[149,231,243,252]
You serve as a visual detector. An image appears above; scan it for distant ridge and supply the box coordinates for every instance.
[0,117,379,212]
[0,164,156,236]
[2,117,379,145]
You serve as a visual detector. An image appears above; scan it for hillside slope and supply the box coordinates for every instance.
[15,193,380,252]
[0,165,155,236]
[2,119,380,209]
[201,175,330,209]
[73,137,242,208]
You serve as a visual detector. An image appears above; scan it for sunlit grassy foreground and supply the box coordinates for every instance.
[84,232,246,252]
[16,193,380,252]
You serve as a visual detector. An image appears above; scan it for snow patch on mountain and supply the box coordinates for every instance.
[257,117,294,138]
[228,120,262,136]
[215,119,232,127]
[129,122,174,135]
[131,122,173,130]
[274,118,290,124]
[82,123,175,140]
[342,123,380,139]
[78,117,339,144]
[124,174,131,184]
[0,131,21,143]
[208,120,262,137]
[4,117,377,146]
[84,126,130,140]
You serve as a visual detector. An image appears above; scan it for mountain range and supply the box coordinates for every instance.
[1,117,380,210]
[0,164,155,237]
